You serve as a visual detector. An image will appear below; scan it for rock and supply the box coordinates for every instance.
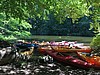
[8,70,16,74]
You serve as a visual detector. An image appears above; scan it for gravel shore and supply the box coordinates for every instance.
[0,58,100,75]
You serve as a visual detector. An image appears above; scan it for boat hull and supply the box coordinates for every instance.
[77,52,100,69]
[38,46,91,53]
[45,50,93,69]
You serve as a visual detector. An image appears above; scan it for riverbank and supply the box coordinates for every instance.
[0,57,100,75]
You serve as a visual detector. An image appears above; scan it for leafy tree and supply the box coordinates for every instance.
[90,33,100,55]
[0,0,99,32]
[0,13,32,40]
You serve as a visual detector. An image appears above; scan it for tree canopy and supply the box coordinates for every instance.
[0,0,99,32]
[0,13,32,40]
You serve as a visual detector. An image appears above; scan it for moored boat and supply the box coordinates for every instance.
[77,52,100,69]
[38,45,52,53]
[15,43,35,56]
[51,45,91,53]
[45,50,93,69]
[38,41,91,53]
[38,45,91,53]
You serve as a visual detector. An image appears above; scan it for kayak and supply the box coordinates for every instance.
[38,45,91,53]
[77,52,100,69]
[38,46,52,53]
[51,45,91,52]
[20,47,34,55]
[45,50,92,69]
[15,43,37,55]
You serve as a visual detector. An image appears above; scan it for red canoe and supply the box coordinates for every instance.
[77,52,100,69]
[45,50,93,69]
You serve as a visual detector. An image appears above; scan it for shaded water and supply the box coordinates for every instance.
[23,36,93,45]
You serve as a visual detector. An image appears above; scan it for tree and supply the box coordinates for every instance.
[0,0,99,31]
[0,13,32,40]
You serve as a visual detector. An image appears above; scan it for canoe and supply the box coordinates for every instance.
[45,50,93,69]
[51,45,91,52]
[38,45,91,53]
[16,43,35,49]
[38,46,52,53]
[15,43,35,55]
[77,52,100,69]
[20,47,34,56]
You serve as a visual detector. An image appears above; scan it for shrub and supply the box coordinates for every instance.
[90,33,100,55]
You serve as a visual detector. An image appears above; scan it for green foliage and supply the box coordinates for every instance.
[0,0,99,34]
[18,31,31,39]
[90,33,100,54]
[0,13,32,40]
[0,0,98,20]
[0,34,5,40]
[91,33,100,47]
[0,0,99,31]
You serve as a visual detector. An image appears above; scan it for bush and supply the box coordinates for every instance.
[90,33,100,55]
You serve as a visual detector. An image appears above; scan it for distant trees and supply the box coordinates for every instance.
[29,16,94,36]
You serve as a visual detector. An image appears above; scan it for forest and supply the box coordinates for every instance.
[29,15,94,36]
